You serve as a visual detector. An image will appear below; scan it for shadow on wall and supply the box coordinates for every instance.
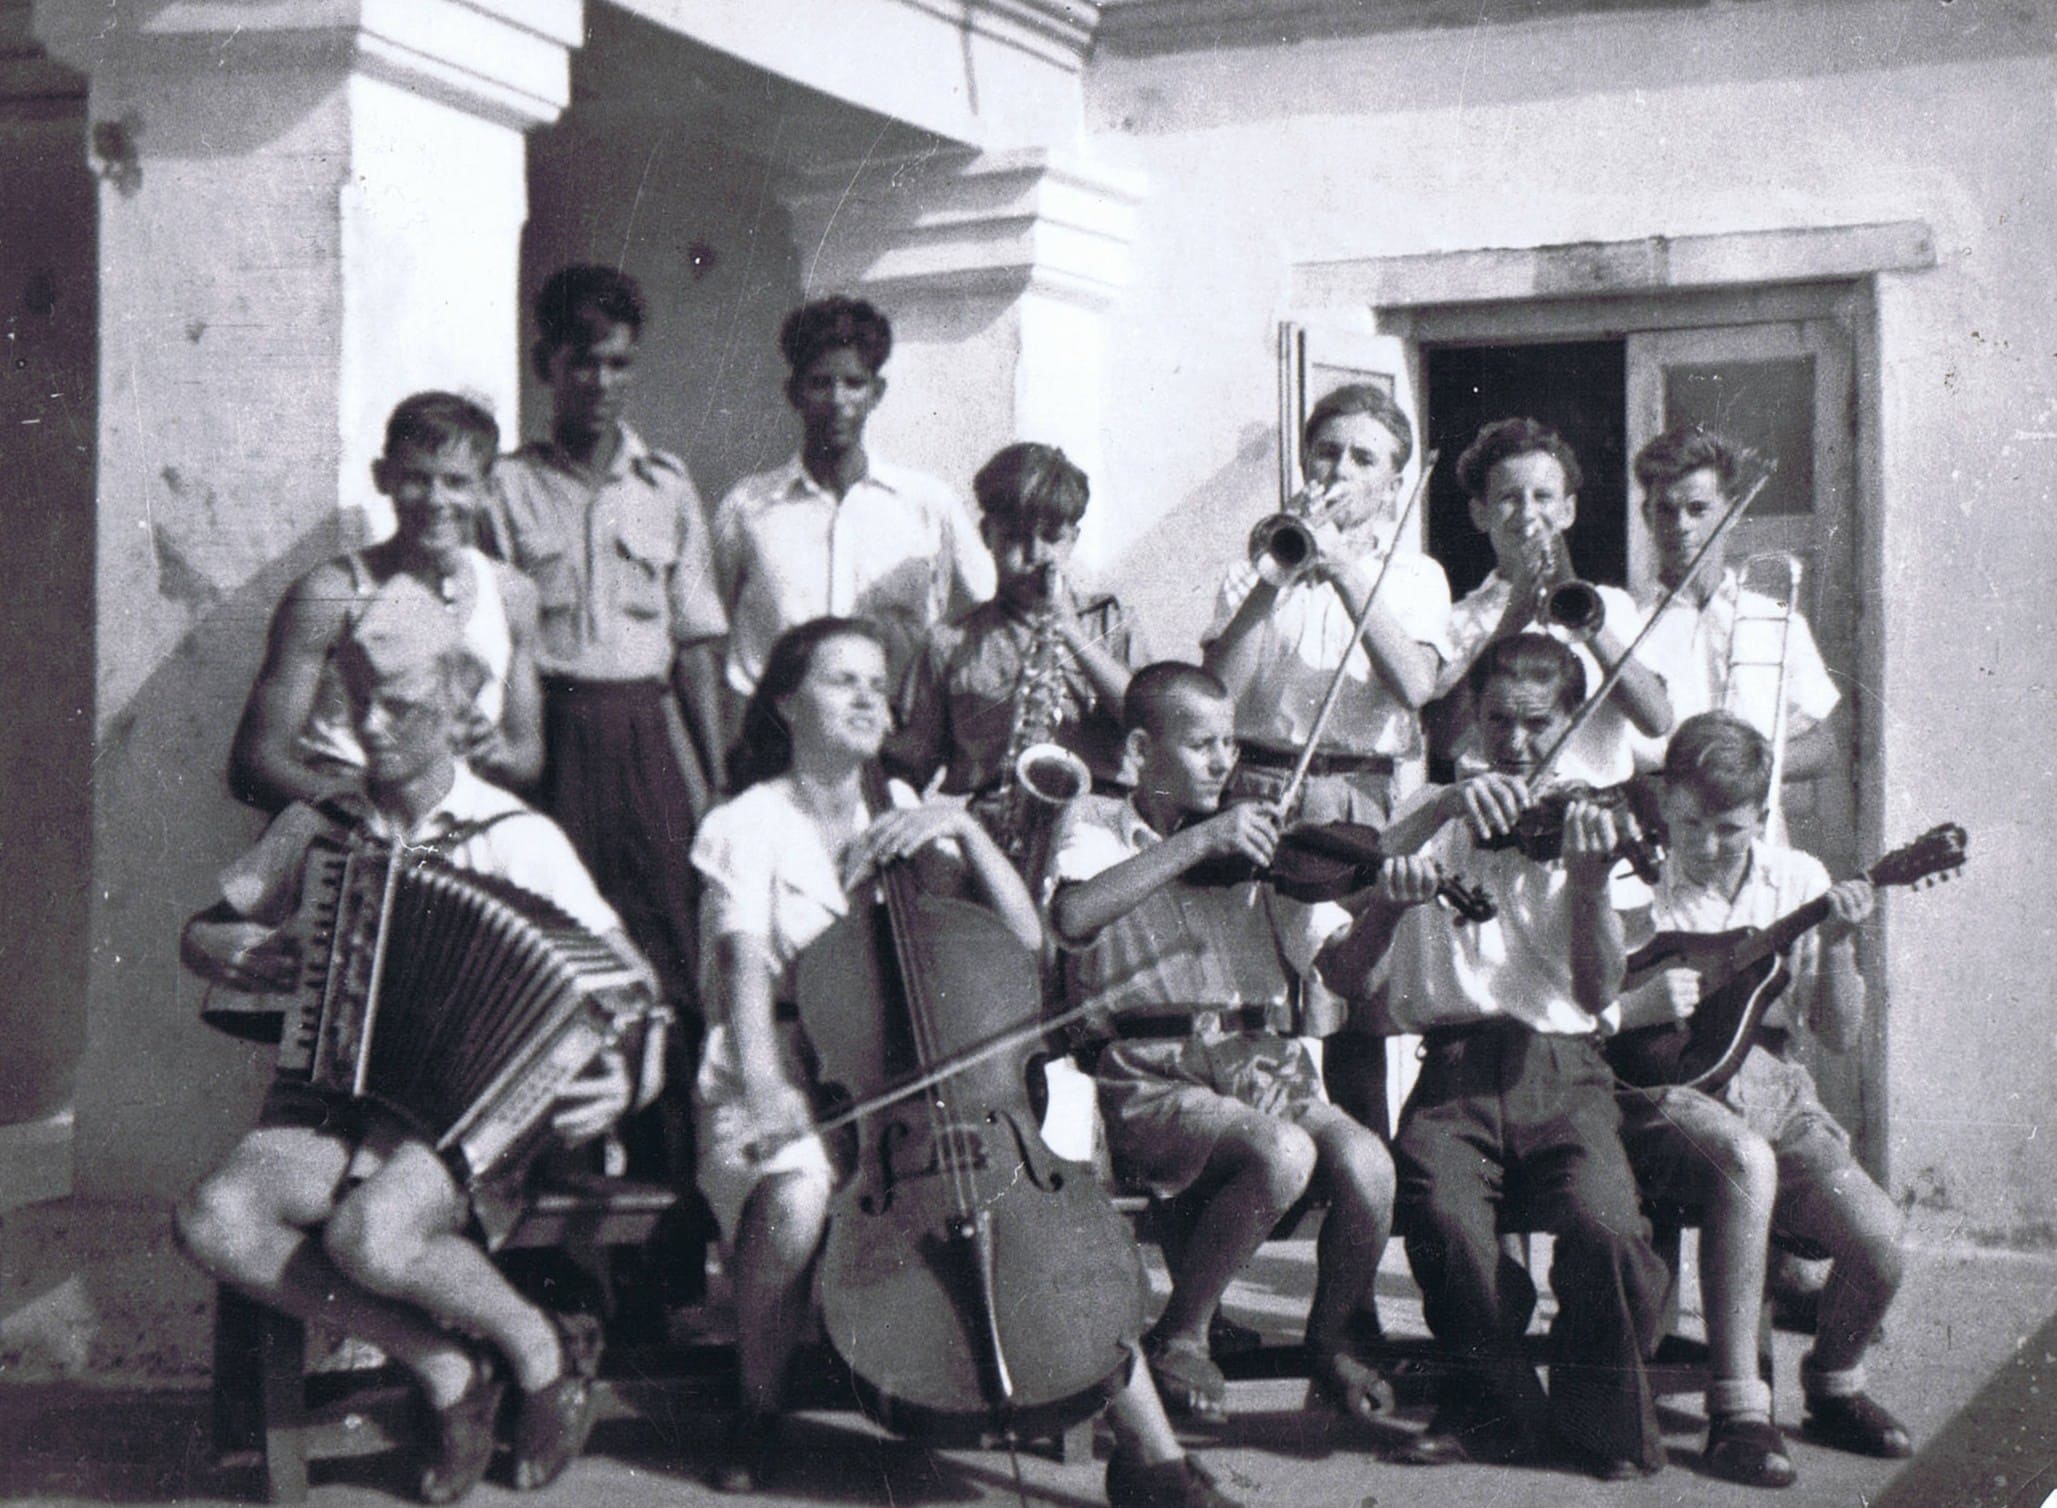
[75,519,353,1204]
[1109,421,1276,665]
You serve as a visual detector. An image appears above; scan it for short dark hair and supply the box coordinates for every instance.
[534,265,645,353]
[1467,632,1584,719]
[1663,711,1774,811]
[779,296,892,376]
[1455,417,1583,500]
[1634,424,1742,498]
[726,617,889,792]
[1123,661,1228,738]
[383,391,498,465]
[1302,383,1415,473]
[973,443,1090,536]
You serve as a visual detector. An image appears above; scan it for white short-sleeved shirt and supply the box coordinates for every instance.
[1631,570,1839,770]
[1374,786,1649,1037]
[1203,540,1453,759]
[1051,794,1349,1029]
[712,455,995,695]
[690,774,923,1018]
[1630,839,1831,1033]
[1441,574,1654,786]
[219,763,620,938]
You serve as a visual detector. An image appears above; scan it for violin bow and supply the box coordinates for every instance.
[1527,463,1774,787]
[1273,449,1439,817]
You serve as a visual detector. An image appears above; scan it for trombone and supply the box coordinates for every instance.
[1720,550,1806,834]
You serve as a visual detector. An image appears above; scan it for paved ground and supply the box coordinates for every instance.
[3,1237,2054,1508]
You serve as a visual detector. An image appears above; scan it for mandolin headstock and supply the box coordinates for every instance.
[1868,823,1968,891]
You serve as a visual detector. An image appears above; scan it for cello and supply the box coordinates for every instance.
[793,764,1146,1444]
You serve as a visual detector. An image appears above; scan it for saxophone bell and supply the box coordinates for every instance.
[1015,742,1091,806]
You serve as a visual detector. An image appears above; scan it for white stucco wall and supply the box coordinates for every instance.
[1077,1,2057,1247]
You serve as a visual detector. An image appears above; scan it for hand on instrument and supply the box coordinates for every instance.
[187,917,302,993]
[842,802,970,890]
[551,1049,633,1145]
[740,1069,815,1155]
[1194,802,1282,868]
[1627,967,1704,1026]
[1562,796,1632,889]
[1455,771,1532,841]
[1820,877,1877,941]
[1373,856,1443,907]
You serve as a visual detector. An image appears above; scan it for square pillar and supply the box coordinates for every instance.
[32,0,580,1199]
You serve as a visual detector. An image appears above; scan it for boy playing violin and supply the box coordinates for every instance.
[1047,663,1397,1430]
[1616,712,1910,1465]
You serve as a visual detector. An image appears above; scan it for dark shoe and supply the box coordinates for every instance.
[1705,1413,1797,1489]
[1392,1400,1536,1467]
[509,1312,604,1491]
[1303,1349,1396,1424]
[1802,1392,1913,1459]
[1106,1451,1242,1508]
[710,1409,778,1494]
[1207,1310,1264,1360]
[416,1349,504,1505]
[1142,1329,1228,1423]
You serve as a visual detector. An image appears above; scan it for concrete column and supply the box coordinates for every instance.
[780,147,1144,571]
[31,0,580,1200]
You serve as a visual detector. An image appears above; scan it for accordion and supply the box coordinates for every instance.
[274,835,652,1188]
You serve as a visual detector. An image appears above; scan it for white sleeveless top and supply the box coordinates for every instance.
[296,548,512,770]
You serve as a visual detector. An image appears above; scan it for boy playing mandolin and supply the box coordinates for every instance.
[1616,711,1912,1462]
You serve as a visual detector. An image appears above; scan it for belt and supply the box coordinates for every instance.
[1114,1004,1280,1040]
[1237,743,1395,778]
[540,675,668,702]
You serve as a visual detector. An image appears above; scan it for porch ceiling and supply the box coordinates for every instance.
[1094,0,1769,54]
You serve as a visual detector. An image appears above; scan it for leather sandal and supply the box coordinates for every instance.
[1801,1392,1913,1459]
[1705,1413,1797,1488]
[416,1346,504,1505]
[1303,1349,1396,1424]
[508,1311,604,1491]
[1207,1310,1264,1360]
[1142,1330,1229,1423]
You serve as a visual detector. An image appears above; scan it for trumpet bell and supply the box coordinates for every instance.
[1015,742,1091,805]
[1545,579,1606,642]
[1248,513,1319,587]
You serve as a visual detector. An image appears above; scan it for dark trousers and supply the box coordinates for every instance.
[540,676,709,1305]
[1395,1024,1666,1470]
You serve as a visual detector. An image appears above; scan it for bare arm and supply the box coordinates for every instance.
[1316,856,1441,998]
[847,802,1044,953]
[228,566,359,812]
[181,902,299,992]
[465,567,544,790]
[670,639,727,808]
[1048,805,1280,947]
[1562,799,1631,1017]
[1586,620,1674,739]
[1808,879,1875,1054]
[1201,577,1282,708]
[716,930,815,1144]
[1780,715,1837,783]
[1054,607,1134,711]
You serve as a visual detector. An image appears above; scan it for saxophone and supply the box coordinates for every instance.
[995,567,1092,888]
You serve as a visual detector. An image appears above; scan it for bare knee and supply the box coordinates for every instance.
[744,1172,831,1275]
[1711,1132,1778,1221]
[1225,1119,1317,1210]
[323,1192,428,1295]
[177,1172,278,1284]
[1318,1124,1396,1215]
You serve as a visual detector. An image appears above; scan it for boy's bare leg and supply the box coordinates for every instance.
[1154,1117,1315,1348]
[176,1127,476,1406]
[1301,1111,1394,1359]
[1778,1130,1904,1378]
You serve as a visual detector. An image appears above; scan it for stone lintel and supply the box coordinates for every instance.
[784,147,1147,311]
[1292,220,1937,309]
[32,0,581,129]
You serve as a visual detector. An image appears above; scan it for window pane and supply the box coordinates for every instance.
[1662,357,1815,516]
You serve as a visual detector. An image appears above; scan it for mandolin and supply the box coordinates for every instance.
[1606,823,1966,1094]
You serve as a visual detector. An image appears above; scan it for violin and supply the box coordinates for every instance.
[794,765,1145,1444]
[1473,778,1668,884]
[1186,818,1498,922]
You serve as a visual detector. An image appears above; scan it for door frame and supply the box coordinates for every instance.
[1284,225,1926,1175]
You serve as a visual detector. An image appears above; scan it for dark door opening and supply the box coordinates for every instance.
[1423,340,1629,598]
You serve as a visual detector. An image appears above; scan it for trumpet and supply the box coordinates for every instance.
[1527,526,1607,642]
[1247,479,1341,587]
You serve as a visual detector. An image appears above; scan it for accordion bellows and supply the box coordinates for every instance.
[277,837,651,1187]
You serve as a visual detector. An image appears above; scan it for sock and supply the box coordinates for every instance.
[1708,1376,1774,1422]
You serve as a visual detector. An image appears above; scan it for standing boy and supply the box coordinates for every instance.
[1321,633,1668,1478]
[180,603,650,1502]
[230,392,543,811]
[1436,418,1672,785]
[892,441,1144,852]
[1617,712,1911,1464]
[712,296,993,702]
[486,264,725,1308]
[1047,664,1397,1430]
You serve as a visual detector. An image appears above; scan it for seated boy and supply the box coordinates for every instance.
[1436,418,1671,785]
[177,598,656,1504]
[1616,712,1910,1463]
[1320,633,1667,1478]
[891,441,1145,863]
[1047,664,1395,1428]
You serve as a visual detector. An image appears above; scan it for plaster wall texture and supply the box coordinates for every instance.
[1077,1,2057,1247]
